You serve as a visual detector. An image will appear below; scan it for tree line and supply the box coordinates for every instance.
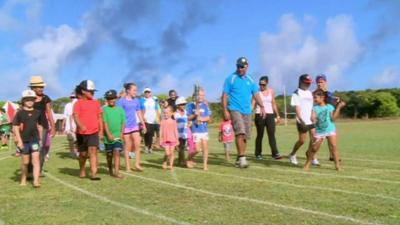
[1,88,399,122]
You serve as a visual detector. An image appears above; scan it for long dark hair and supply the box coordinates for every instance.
[123,83,136,92]
[313,89,328,104]
[259,76,269,83]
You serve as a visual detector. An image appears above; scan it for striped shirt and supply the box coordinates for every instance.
[174,110,188,139]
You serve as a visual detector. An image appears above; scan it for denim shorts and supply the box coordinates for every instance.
[19,141,40,155]
[105,141,123,153]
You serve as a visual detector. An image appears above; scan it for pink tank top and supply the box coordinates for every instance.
[256,90,274,114]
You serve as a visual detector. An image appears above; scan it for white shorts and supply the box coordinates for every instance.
[192,133,209,143]
[314,131,336,139]
[223,142,233,152]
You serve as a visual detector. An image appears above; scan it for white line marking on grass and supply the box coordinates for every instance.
[46,173,192,225]
[0,147,70,162]
[121,171,381,225]
[343,157,400,165]
[207,141,400,166]
[142,162,400,202]
[252,166,400,185]
[0,156,11,161]
[152,151,400,184]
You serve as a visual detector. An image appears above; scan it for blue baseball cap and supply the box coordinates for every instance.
[316,74,327,82]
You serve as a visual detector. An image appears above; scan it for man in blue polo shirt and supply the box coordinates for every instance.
[222,57,266,168]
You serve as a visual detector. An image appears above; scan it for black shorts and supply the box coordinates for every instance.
[178,138,187,147]
[76,133,99,152]
[296,122,315,133]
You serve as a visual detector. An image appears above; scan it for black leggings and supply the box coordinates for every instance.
[254,114,280,157]
[144,123,158,148]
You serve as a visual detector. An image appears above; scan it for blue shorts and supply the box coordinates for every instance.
[105,141,123,153]
[19,141,40,155]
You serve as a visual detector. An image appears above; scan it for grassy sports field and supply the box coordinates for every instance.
[0,119,399,225]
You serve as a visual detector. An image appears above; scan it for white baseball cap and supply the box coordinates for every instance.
[22,89,36,99]
[175,96,187,105]
[143,87,152,93]
[78,80,96,91]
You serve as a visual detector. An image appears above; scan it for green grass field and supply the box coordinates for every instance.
[0,119,399,225]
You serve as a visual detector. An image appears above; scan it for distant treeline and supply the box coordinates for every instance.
[2,88,399,122]
[209,88,400,121]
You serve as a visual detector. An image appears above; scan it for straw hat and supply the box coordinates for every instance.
[29,76,46,87]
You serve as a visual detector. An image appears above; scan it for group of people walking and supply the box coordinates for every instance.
[10,56,345,188]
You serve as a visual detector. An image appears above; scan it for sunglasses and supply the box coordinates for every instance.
[237,65,246,69]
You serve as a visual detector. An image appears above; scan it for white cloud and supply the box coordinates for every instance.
[371,67,400,87]
[23,25,87,94]
[0,0,42,31]
[259,14,363,92]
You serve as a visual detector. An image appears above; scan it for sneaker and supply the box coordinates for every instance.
[272,154,283,160]
[288,154,298,165]
[144,147,150,154]
[312,159,320,166]
[255,155,263,160]
[129,152,136,159]
[239,157,249,168]
[149,148,153,154]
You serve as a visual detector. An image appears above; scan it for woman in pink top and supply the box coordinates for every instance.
[160,106,179,170]
[252,76,282,160]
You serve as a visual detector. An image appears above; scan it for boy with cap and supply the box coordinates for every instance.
[288,74,319,166]
[102,90,126,178]
[73,80,103,180]
[13,90,43,187]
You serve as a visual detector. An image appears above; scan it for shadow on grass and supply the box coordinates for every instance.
[55,151,78,160]
[58,167,110,177]
[9,169,20,182]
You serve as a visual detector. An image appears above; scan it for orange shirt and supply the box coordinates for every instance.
[73,99,102,135]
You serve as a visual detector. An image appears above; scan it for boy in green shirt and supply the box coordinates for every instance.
[102,90,126,178]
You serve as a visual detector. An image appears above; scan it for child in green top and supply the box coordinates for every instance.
[304,89,345,171]
[102,90,126,178]
[0,109,11,149]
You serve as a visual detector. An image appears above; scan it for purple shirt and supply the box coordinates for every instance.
[117,97,141,131]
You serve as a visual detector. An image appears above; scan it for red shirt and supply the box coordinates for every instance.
[73,99,102,135]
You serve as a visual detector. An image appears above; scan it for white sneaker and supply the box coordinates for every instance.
[239,157,249,168]
[312,159,320,166]
[289,154,298,165]
[129,152,136,159]
[144,147,150,154]
[149,148,153,154]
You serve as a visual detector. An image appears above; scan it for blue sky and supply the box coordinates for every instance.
[0,0,399,101]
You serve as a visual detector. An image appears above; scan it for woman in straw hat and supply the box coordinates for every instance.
[29,76,55,174]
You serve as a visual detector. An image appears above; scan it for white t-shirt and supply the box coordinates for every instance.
[143,97,159,124]
[63,99,77,132]
[291,88,313,125]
